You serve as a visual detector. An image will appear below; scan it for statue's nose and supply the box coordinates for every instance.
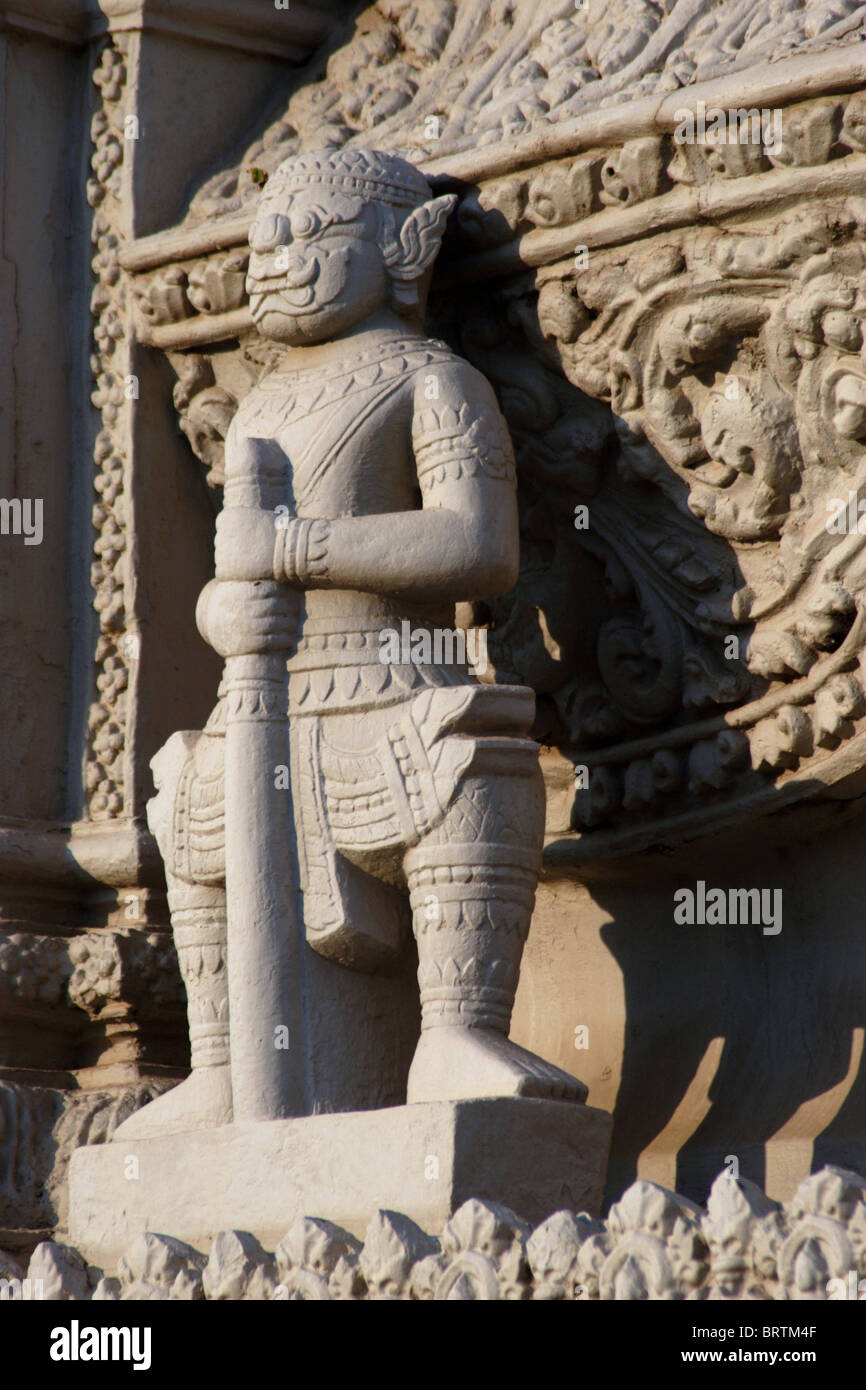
[249,212,291,253]
[282,254,318,288]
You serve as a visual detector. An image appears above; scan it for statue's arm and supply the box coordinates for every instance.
[279,363,519,604]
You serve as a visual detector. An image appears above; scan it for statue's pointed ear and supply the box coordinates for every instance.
[384,194,457,288]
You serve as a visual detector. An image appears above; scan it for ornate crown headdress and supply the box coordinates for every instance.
[260,147,433,211]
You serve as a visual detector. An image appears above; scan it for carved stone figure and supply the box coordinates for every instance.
[116,147,585,1140]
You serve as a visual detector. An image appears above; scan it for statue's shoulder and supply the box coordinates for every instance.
[227,379,272,438]
[409,340,515,487]
[407,338,497,404]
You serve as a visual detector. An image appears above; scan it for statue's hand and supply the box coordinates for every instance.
[214,506,279,582]
[196,578,300,657]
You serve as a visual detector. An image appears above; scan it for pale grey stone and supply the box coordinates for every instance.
[117,1232,206,1302]
[114,144,587,1151]
[527,1209,604,1299]
[15,1163,866,1298]
[438,1198,532,1300]
[359,1210,439,1299]
[203,1230,276,1301]
[27,1241,90,1302]
[70,1098,611,1269]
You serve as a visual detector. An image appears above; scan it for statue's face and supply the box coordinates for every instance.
[246,188,389,345]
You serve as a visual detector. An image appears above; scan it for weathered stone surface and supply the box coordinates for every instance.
[10,1165,866,1300]
[0,1079,177,1236]
[0,1073,179,1239]
[276,1217,360,1301]
[27,1241,90,1302]
[69,1098,612,1269]
[528,1208,605,1299]
[204,1229,277,1301]
[360,1209,439,1299]
[116,1232,207,1302]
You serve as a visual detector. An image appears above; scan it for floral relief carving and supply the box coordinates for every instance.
[86,37,133,820]
[9,1170,866,1300]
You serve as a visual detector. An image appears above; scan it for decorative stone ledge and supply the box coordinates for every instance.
[121,60,866,345]
[5,1165,865,1300]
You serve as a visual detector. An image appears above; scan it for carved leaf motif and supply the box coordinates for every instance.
[386,195,457,296]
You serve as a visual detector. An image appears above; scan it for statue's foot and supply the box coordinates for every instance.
[406,1028,587,1104]
[112,1066,233,1142]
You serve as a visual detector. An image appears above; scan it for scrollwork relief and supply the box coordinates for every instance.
[86,37,132,820]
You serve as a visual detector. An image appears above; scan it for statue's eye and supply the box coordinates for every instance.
[249,212,291,252]
[290,208,322,240]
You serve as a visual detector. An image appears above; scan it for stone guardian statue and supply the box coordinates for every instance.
[116,148,585,1141]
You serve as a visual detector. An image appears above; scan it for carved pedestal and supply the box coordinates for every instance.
[68,1099,612,1269]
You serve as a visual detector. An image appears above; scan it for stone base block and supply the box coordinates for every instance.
[68,1098,612,1268]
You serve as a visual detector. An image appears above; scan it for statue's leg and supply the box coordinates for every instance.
[114,727,232,1140]
[113,876,232,1140]
[404,772,587,1104]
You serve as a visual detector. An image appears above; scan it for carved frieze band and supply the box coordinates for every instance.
[125,83,866,341]
[5,1165,866,1300]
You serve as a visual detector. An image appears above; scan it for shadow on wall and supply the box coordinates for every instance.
[429,190,866,1209]
[527,796,866,1210]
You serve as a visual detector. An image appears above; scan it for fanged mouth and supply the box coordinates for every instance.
[247,253,321,316]
[249,285,317,318]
